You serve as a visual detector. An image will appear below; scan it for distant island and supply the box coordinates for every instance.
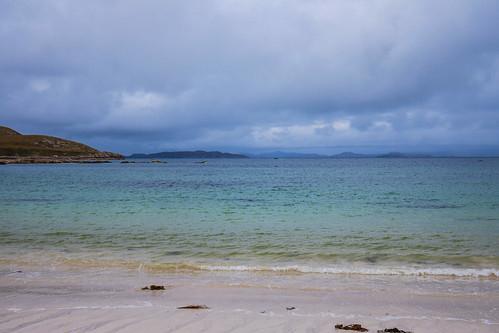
[0,126,123,164]
[128,150,249,159]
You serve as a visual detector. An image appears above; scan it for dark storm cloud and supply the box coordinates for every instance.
[1,0,499,153]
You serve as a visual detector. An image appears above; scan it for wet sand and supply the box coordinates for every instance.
[1,265,498,332]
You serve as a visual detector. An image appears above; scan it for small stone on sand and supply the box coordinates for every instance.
[335,324,369,332]
[141,285,165,290]
[177,305,210,310]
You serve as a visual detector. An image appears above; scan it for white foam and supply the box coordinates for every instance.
[7,308,22,312]
[198,264,499,278]
[57,302,153,310]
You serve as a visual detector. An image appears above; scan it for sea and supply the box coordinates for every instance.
[1,158,498,279]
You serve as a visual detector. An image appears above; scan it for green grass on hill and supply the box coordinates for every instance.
[0,126,119,157]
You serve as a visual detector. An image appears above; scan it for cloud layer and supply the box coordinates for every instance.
[1,0,499,153]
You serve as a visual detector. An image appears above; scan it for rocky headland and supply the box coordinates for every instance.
[0,126,123,164]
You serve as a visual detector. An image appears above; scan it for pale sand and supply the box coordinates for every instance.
[0,266,498,332]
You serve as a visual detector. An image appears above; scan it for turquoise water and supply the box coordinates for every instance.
[1,158,498,277]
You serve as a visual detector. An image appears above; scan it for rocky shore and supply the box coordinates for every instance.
[0,154,122,164]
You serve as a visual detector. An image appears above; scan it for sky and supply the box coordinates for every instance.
[1,0,499,155]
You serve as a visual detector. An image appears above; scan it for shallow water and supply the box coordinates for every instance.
[1,158,498,278]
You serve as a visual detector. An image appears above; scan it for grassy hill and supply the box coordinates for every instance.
[0,126,122,159]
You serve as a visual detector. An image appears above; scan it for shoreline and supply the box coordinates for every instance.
[1,264,498,332]
[1,253,498,280]
[0,155,123,164]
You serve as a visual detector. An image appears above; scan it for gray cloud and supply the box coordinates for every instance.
[1,0,499,154]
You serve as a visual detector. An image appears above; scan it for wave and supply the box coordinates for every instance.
[196,264,499,279]
[2,256,497,280]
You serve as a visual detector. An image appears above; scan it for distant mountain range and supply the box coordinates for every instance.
[248,151,434,158]
[126,150,444,159]
[375,152,433,158]
[248,151,328,158]
[128,150,249,159]
[2,125,494,164]
[330,152,373,158]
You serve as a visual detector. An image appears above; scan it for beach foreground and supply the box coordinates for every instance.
[1,265,497,333]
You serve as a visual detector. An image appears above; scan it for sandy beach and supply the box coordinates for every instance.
[1,264,498,333]
[2,0,499,331]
